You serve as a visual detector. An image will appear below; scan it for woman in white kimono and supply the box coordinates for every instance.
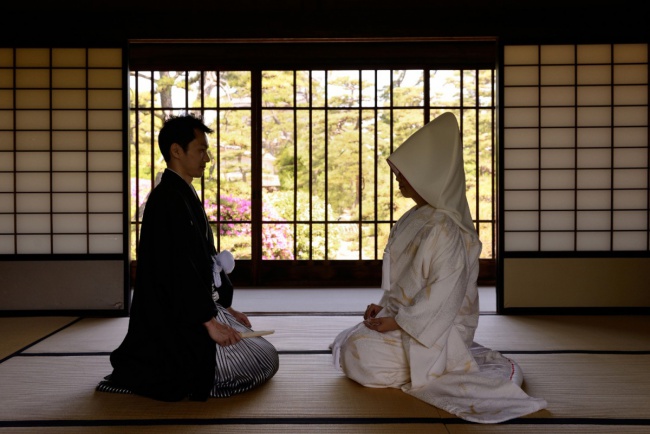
[331,112,547,423]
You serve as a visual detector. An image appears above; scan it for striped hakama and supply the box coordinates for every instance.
[210,305,279,397]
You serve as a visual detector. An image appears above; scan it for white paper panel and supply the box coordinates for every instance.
[89,214,122,233]
[577,127,611,147]
[576,232,610,250]
[0,193,14,212]
[88,110,122,129]
[15,69,49,88]
[52,131,87,150]
[614,106,648,126]
[52,48,86,67]
[16,214,50,232]
[541,107,575,127]
[52,172,86,192]
[0,152,12,170]
[577,190,611,209]
[614,64,648,84]
[16,151,49,171]
[16,110,50,129]
[504,190,539,210]
[613,231,648,250]
[0,235,14,253]
[89,234,122,253]
[614,168,648,188]
[88,48,122,67]
[52,90,86,109]
[540,231,574,250]
[52,110,86,130]
[16,193,50,212]
[52,151,86,171]
[577,169,611,189]
[504,86,538,106]
[541,211,574,230]
[89,173,121,192]
[578,86,611,105]
[88,151,121,171]
[615,148,648,168]
[576,211,612,231]
[541,148,574,168]
[504,232,538,251]
[614,44,648,62]
[53,214,87,233]
[541,45,575,63]
[540,128,575,148]
[53,234,87,253]
[88,90,122,109]
[503,128,539,148]
[52,193,87,212]
[0,173,13,191]
[540,86,575,106]
[88,69,123,87]
[16,234,50,253]
[614,85,648,105]
[577,210,611,230]
[541,169,575,189]
[16,48,49,66]
[504,148,539,169]
[504,211,539,231]
[15,90,49,109]
[577,106,611,126]
[614,190,647,209]
[503,66,539,86]
[89,131,122,150]
[577,44,611,63]
[0,110,13,129]
[0,215,14,232]
[89,193,122,212]
[541,190,574,209]
[504,170,538,190]
[52,69,86,88]
[613,210,648,230]
[504,45,538,64]
[16,172,49,191]
[577,65,612,85]
[541,65,575,85]
[16,131,49,150]
[0,90,12,109]
[0,131,14,150]
[577,148,611,168]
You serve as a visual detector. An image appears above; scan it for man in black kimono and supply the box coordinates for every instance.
[102,114,278,401]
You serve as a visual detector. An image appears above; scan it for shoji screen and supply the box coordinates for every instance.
[0,48,128,314]
[500,44,649,312]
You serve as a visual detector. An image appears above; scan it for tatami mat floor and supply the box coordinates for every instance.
[1,287,649,433]
[233,286,497,314]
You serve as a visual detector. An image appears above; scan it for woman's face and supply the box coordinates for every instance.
[395,171,416,199]
[394,170,428,207]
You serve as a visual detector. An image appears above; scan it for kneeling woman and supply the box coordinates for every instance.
[331,113,547,424]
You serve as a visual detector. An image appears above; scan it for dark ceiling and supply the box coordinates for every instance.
[3,0,647,45]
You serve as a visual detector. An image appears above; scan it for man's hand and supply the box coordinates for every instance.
[363,316,400,333]
[203,317,241,346]
[364,303,383,320]
[227,307,251,328]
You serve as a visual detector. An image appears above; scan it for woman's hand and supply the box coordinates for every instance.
[363,316,400,333]
[227,307,251,327]
[203,317,242,346]
[364,303,383,320]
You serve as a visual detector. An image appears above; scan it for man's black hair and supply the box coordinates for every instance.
[158,113,214,162]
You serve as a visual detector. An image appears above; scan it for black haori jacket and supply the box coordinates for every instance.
[110,169,232,401]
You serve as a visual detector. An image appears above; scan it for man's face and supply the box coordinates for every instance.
[177,129,210,180]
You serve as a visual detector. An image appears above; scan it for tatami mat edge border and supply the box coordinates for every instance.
[1,417,650,429]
